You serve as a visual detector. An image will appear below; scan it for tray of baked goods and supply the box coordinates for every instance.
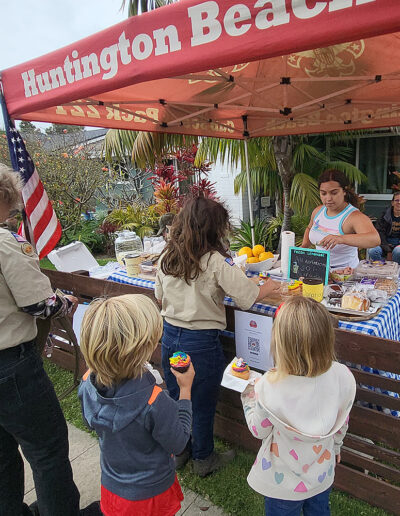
[323,283,385,318]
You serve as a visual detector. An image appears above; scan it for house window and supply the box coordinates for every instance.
[358,135,400,195]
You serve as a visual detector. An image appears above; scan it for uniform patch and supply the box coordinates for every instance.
[11,232,27,243]
[21,242,36,257]
[225,257,235,266]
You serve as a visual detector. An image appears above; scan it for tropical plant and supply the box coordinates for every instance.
[264,214,310,251]
[121,0,176,16]
[196,134,366,234]
[230,219,271,251]
[105,204,160,238]
[59,220,106,254]
[97,218,120,255]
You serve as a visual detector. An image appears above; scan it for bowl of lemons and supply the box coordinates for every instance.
[238,245,278,273]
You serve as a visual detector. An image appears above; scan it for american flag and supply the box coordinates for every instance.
[1,98,61,258]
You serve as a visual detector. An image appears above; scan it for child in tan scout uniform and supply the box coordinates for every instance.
[155,197,280,476]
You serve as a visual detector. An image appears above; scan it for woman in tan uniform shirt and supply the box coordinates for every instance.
[155,197,279,477]
[0,165,83,516]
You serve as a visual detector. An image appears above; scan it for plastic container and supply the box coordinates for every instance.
[47,241,98,272]
[353,259,399,278]
[139,262,157,278]
[114,230,143,266]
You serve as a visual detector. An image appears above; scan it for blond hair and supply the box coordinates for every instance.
[269,297,335,382]
[0,164,22,210]
[80,294,163,387]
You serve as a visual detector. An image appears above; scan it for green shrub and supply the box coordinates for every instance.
[60,220,106,254]
[230,219,271,251]
[265,213,310,251]
[105,203,160,239]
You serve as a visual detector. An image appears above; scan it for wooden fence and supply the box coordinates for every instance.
[43,269,400,515]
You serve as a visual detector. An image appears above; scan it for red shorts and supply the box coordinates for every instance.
[100,476,184,516]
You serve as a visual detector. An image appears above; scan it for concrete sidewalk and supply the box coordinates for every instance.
[23,423,228,515]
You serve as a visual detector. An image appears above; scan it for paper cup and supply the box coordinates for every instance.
[124,253,141,277]
[302,278,324,302]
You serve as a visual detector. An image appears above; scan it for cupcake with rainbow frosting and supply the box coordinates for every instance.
[231,357,250,380]
[169,351,191,373]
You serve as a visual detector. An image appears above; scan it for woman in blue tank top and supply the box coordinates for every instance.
[302,170,380,270]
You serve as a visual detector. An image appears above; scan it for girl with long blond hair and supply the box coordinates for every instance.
[241,297,356,516]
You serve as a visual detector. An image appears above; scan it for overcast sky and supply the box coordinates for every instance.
[0,0,126,129]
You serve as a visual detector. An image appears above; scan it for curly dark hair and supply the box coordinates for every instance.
[318,169,361,209]
[160,197,230,283]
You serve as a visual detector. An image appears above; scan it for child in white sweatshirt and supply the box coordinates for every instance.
[241,296,356,516]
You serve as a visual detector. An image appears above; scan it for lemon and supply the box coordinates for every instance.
[259,251,274,262]
[238,246,253,259]
[252,244,265,257]
[247,257,259,263]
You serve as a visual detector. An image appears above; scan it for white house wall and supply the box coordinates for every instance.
[208,157,250,226]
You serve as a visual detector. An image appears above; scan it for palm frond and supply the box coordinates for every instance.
[292,143,326,173]
[230,219,270,250]
[233,167,282,197]
[103,129,139,163]
[289,173,320,214]
[322,161,367,184]
[196,137,275,171]
[121,0,175,16]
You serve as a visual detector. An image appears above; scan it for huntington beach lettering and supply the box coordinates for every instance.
[21,0,375,98]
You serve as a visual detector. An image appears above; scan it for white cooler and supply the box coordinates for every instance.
[47,241,98,273]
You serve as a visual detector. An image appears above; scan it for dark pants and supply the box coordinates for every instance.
[161,321,225,460]
[0,341,80,516]
[265,488,331,516]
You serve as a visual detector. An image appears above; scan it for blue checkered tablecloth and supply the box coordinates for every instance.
[108,268,400,416]
[108,267,400,340]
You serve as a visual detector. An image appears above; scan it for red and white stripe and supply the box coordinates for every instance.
[19,167,61,259]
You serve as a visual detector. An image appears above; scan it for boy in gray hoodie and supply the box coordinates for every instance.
[78,294,194,516]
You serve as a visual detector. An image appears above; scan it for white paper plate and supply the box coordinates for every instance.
[321,299,381,316]
[221,358,262,393]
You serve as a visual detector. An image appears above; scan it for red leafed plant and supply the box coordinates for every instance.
[149,146,216,214]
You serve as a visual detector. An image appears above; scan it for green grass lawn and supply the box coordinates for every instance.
[40,257,112,271]
[44,361,392,516]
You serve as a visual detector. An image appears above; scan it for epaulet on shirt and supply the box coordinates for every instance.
[225,257,234,266]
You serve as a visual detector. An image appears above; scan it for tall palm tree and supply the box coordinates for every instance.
[121,0,175,16]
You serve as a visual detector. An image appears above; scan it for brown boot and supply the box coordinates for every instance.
[193,450,235,477]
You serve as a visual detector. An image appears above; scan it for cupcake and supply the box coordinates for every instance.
[169,352,191,373]
[231,358,250,380]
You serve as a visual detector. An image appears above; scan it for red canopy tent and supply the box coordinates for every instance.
[1,0,400,243]
[2,0,400,139]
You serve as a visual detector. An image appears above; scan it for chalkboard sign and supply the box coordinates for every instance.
[288,247,330,285]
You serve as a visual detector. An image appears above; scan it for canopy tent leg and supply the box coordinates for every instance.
[244,138,255,248]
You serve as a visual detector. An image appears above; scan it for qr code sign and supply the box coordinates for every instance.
[248,336,260,353]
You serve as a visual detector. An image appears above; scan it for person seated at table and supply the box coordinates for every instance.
[302,169,380,269]
[368,192,400,264]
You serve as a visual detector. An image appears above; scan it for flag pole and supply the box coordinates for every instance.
[0,92,32,244]
[242,116,255,247]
